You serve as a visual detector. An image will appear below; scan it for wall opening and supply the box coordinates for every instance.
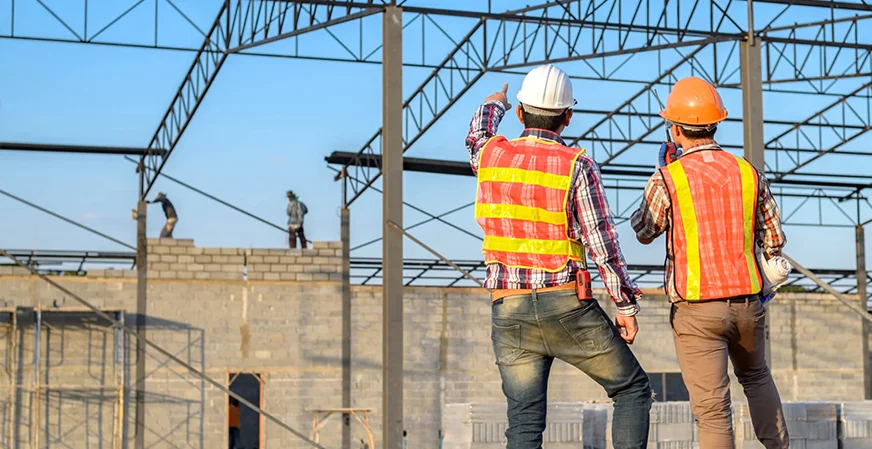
[228,373,263,449]
[648,372,689,401]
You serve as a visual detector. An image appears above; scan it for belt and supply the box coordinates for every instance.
[683,295,759,304]
[491,282,575,302]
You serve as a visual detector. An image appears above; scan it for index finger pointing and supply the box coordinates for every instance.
[501,82,509,94]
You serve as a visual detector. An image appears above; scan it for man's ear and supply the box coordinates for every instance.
[671,124,682,141]
[564,109,573,127]
[516,105,525,125]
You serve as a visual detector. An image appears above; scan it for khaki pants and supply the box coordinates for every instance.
[671,298,789,449]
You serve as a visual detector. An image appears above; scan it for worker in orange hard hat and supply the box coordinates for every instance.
[631,76,789,449]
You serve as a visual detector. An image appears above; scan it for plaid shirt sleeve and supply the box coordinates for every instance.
[465,102,506,174]
[573,156,642,316]
[756,172,787,256]
[630,171,670,243]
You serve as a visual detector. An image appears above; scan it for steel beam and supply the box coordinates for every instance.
[382,6,404,449]
[858,225,870,399]
[741,37,770,365]
[0,142,162,156]
[134,199,147,449]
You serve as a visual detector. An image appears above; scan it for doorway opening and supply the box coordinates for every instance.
[228,373,263,449]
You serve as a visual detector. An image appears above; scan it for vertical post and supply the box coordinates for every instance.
[341,172,352,449]
[31,308,41,449]
[119,312,128,449]
[135,168,148,449]
[741,37,769,366]
[383,6,404,449]
[858,225,870,399]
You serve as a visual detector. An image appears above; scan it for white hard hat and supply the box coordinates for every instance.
[516,64,576,116]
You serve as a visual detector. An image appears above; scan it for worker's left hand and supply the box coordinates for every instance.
[614,314,639,345]
[485,83,512,110]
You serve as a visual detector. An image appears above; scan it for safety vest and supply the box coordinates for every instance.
[660,149,764,301]
[475,136,586,271]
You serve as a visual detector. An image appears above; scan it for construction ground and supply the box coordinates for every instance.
[3,0,872,449]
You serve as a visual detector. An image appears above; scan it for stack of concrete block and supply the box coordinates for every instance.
[734,402,837,449]
[138,238,343,282]
[648,402,697,449]
[840,401,872,449]
[245,241,342,282]
[442,403,587,449]
[84,268,136,278]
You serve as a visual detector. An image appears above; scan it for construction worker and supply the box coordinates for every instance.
[630,76,789,449]
[466,64,652,449]
[228,397,241,449]
[149,192,178,238]
[286,190,308,249]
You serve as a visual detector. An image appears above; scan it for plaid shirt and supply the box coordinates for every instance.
[466,102,641,316]
[630,141,787,302]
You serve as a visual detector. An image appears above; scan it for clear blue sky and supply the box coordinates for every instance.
[0,0,869,272]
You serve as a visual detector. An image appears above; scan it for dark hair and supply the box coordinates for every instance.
[677,124,717,140]
[521,109,568,132]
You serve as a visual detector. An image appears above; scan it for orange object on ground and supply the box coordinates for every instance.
[660,149,763,301]
[659,76,728,125]
[475,136,586,272]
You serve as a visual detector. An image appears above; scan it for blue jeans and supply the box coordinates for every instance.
[491,290,652,449]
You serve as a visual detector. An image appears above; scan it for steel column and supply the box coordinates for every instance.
[134,191,148,448]
[741,38,770,365]
[341,178,352,449]
[382,6,404,449]
[858,225,870,399]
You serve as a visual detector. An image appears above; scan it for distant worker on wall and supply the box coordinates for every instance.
[630,76,789,449]
[465,64,652,449]
[228,397,241,449]
[149,192,178,238]
[286,190,309,249]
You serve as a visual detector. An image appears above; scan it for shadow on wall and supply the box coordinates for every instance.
[0,311,206,449]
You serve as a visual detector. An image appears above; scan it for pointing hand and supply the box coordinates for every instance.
[485,83,512,110]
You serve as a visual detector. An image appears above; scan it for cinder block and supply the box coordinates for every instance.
[228,256,245,264]
[317,249,334,257]
[177,255,194,263]
[287,265,304,273]
[302,249,319,257]
[158,271,177,279]
[205,264,225,273]
[264,273,280,281]
[297,257,313,265]
[87,269,106,277]
[204,248,222,255]
[328,241,344,249]
[296,273,314,281]
[247,273,264,281]
[286,249,303,257]
[280,256,297,264]
[329,273,342,282]
[177,271,194,280]
[280,273,297,281]
[153,246,170,255]
[170,263,187,271]
[327,257,343,265]
[169,247,187,255]
[220,248,239,255]
[194,272,211,280]
[270,265,287,273]
[304,264,321,273]
[147,238,163,246]
[221,265,240,273]
[312,273,329,281]
[123,270,137,278]
[186,247,204,255]
[264,256,279,263]
[195,255,212,264]
[312,257,330,265]
[152,263,170,271]
[313,241,330,249]
[250,249,271,256]
[247,256,264,264]
[147,270,159,278]
[187,264,205,272]
[212,256,229,263]
[269,249,288,256]
[174,239,195,247]
[159,255,178,263]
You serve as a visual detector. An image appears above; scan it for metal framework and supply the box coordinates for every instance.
[5,0,872,447]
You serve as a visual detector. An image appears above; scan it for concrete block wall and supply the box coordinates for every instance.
[0,259,868,449]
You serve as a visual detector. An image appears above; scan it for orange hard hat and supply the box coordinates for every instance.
[659,77,727,126]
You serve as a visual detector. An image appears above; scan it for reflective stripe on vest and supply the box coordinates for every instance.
[662,149,763,300]
[475,136,586,272]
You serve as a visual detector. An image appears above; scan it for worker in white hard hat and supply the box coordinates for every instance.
[465,64,652,449]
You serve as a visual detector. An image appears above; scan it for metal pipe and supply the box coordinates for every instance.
[0,248,326,449]
[387,221,484,288]
[783,254,872,324]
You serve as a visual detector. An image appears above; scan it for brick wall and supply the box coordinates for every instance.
[0,241,867,449]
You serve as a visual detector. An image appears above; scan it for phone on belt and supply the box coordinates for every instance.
[576,270,593,301]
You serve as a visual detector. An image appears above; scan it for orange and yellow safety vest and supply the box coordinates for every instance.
[475,136,586,272]
[660,149,763,301]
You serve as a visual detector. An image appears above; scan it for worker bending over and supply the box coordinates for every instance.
[466,64,652,449]
[631,76,789,449]
[149,192,178,238]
